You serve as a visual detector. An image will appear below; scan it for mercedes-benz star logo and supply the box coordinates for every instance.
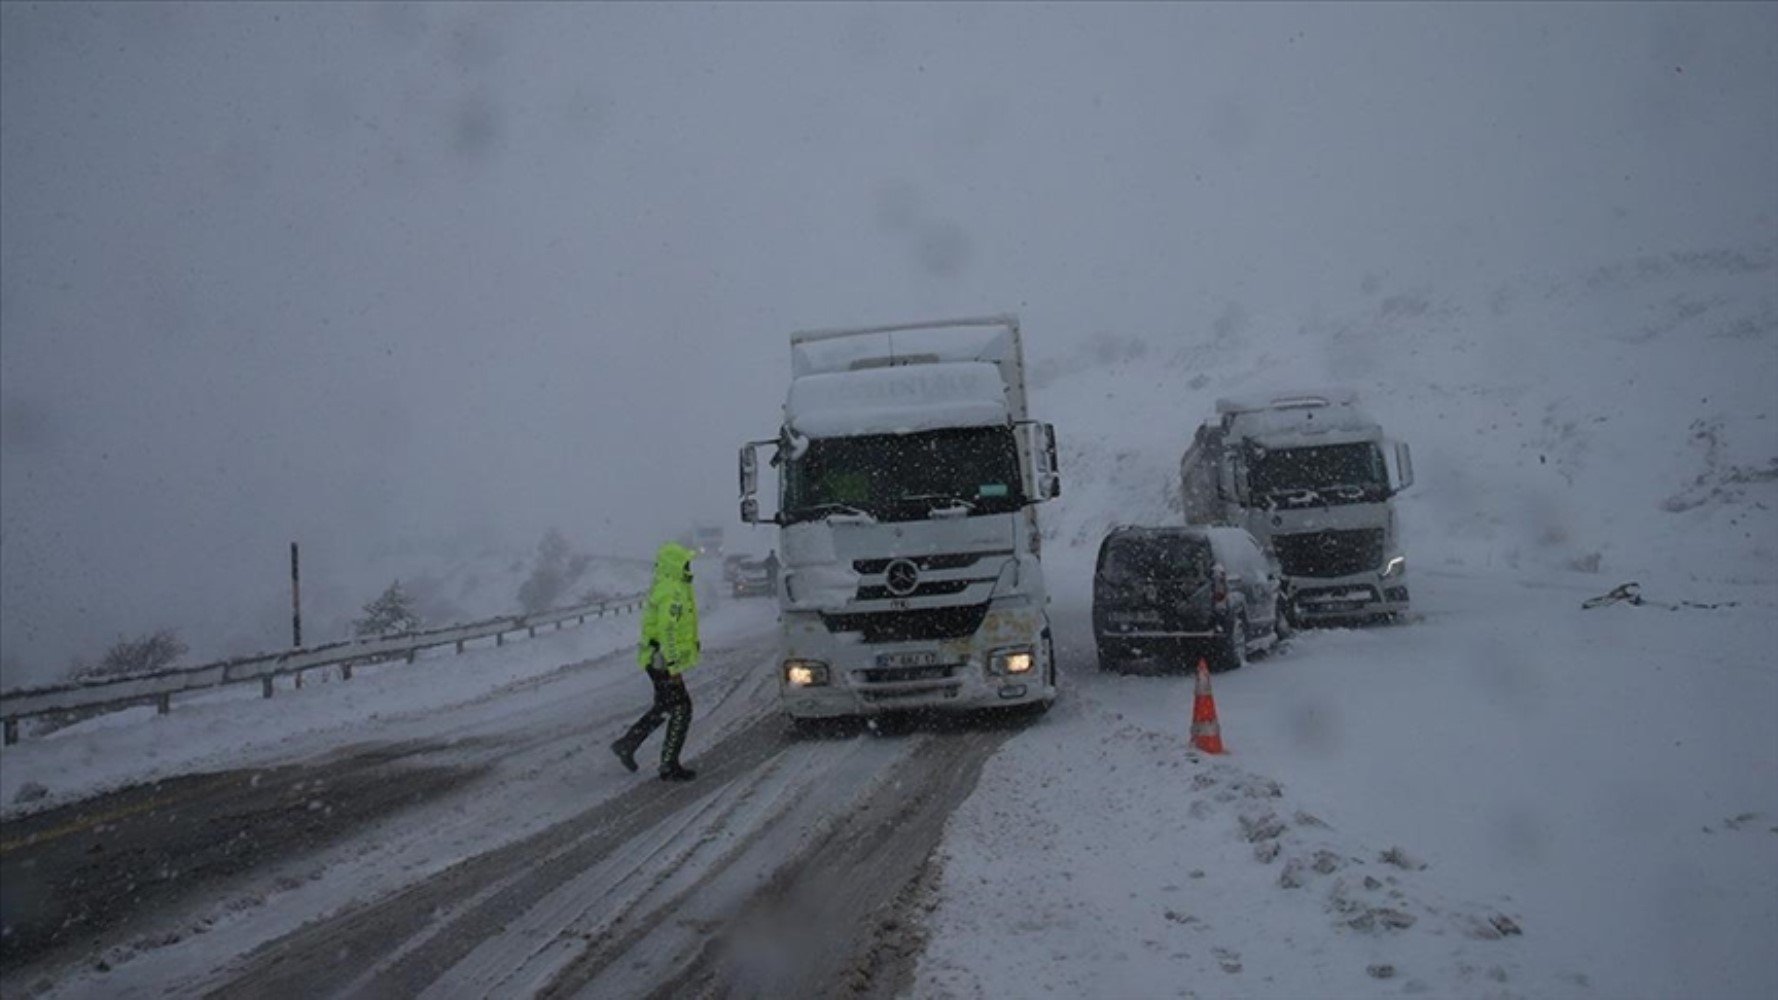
[884,558,921,597]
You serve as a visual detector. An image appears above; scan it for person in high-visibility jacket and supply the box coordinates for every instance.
[611,541,702,781]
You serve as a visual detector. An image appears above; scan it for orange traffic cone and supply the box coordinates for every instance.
[1191,657,1226,754]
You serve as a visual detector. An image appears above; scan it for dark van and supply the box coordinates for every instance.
[1093,526,1286,673]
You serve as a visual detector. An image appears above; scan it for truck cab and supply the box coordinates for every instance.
[1180,389,1413,624]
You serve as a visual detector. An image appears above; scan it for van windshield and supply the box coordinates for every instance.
[1099,535,1212,586]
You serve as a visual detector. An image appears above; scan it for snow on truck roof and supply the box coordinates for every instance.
[785,361,1009,438]
[790,316,1019,378]
[1213,387,1380,443]
[1215,387,1360,415]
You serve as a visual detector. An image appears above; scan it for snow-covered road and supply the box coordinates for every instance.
[3,564,1774,999]
[2,597,1016,999]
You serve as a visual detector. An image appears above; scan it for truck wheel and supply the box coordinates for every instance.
[1273,596,1294,645]
[790,717,839,740]
[1217,616,1248,672]
[1096,643,1124,674]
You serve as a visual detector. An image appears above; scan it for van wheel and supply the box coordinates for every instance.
[1044,632,1057,689]
[1217,616,1248,672]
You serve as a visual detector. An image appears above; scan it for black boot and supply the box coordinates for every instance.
[610,738,639,773]
[659,762,697,782]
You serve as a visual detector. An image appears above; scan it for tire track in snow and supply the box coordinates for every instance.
[203,709,795,999]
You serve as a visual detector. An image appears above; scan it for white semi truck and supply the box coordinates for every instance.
[739,315,1061,727]
[1179,388,1413,624]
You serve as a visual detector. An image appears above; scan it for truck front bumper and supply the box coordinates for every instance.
[780,609,1055,719]
[1289,574,1410,623]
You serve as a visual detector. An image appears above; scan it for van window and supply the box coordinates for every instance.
[1100,535,1212,586]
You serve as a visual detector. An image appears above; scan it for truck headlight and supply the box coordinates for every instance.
[1380,556,1406,580]
[784,659,830,687]
[990,647,1035,675]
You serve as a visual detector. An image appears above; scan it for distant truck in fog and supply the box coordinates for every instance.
[689,522,725,558]
[1180,389,1413,624]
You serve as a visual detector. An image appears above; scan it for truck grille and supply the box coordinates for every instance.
[850,550,1009,603]
[1273,528,1384,578]
[856,580,972,601]
[820,604,990,643]
[853,552,1000,575]
[858,664,959,684]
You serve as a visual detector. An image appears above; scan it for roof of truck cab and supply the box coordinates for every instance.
[784,360,1009,438]
[1215,387,1360,415]
[1214,388,1381,445]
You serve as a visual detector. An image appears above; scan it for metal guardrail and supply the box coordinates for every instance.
[0,593,647,745]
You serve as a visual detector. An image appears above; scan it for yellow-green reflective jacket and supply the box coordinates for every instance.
[638,541,700,673]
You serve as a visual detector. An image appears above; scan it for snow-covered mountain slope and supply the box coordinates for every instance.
[1036,238,1778,588]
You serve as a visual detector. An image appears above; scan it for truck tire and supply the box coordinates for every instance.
[790,716,845,740]
[1273,596,1294,645]
[1096,643,1124,674]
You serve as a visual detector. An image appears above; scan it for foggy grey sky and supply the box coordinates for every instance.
[3,2,1774,682]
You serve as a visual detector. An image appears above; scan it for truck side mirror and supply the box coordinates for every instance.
[1219,460,1248,504]
[1043,423,1061,499]
[1393,440,1414,492]
[739,445,758,498]
[738,441,777,523]
[1018,422,1061,502]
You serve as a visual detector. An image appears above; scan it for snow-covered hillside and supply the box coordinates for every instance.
[1039,238,1778,585]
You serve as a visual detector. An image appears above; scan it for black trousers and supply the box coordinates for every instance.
[616,666,693,767]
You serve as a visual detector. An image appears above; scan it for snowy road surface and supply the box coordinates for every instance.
[1,600,1021,998]
[3,566,1775,999]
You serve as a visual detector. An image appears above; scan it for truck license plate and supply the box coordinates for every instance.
[877,651,941,669]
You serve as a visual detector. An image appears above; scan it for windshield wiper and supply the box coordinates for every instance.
[903,492,977,516]
[1264,485,1375,508]
[792,502,877,524]
[1264,488,1325,508]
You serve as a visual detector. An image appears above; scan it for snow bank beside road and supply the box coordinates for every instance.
[917,566,1778,999]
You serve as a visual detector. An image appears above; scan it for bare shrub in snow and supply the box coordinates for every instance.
[78,628,189,680]
[517,528,593,614]
[354,580,422,637]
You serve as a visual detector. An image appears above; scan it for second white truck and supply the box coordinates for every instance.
[739,315,1061,728]
[1180,388,1413,624]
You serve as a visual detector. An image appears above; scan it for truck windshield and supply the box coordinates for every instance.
[782,426,1024,523]
[1247,442,1388,501]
